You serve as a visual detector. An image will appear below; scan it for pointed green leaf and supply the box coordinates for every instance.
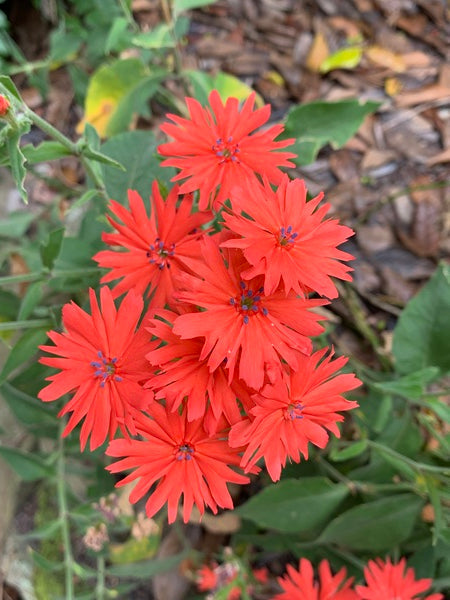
[40,227,65,270]
[319,494,424,551]
[0,327,48,384]
[283,98,380,165]
[6,130,28,203]
[393,263,450,375]
[1,382,56,427]
[0,446,54,481]
[237,477,349,533]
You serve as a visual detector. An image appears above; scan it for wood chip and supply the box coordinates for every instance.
[395,84,450,107]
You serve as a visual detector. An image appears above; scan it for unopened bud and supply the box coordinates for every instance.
[83,522,109,552]
[0,95,10,117]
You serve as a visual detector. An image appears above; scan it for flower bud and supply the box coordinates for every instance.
[0,95,10,117]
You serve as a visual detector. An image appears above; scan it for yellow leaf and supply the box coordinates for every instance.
[365,46,406,73]
[306,32,329,73]
[76,58,148,138]
[320,46,363,73]
[385,77,402,96]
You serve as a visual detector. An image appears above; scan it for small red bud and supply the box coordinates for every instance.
[0,94,10,116]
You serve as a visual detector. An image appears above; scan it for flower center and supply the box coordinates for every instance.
[284,402,304,421]
[176,443,195,461]
[212,136,240,165]
[229,281,268,324]
[146,237,175,270]
[91,351,123,387]
[278,225,298,248]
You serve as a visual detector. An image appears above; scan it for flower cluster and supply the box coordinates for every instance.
[39,90,361,524]
[272,557,443,600]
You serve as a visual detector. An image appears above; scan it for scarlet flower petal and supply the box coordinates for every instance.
[38,287,154,451]
[229,348,361,481]
[158,90,296,210]
[355,558,443,600]
[274,558,358,599]
[93,183,212,308]
[106,404,250,523]
[221,176,354,298]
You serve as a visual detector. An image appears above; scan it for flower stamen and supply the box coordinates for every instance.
[230,283,267,324]
[212,136,240,165]
[176,443,195,461]
[146,236,175,270]
[91,351,122,387]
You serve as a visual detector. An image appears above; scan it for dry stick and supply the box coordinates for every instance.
[336,282,393,371]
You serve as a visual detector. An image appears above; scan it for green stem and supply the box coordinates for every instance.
[0,318,53,331]
[57,422,75,600]
[24,108,79,155]
[0,267,102,286]
[160,0,193,98]
[0,272,45,285]
[368,440,450,476]
[96,555,105,600]
[337,283,392,371]
[23,108,108,200]
[118,0,139,31]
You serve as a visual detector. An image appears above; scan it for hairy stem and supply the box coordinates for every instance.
[57,422,75,600]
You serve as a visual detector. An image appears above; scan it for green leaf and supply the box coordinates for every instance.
[49,27,81,64]
[6,129,29,203]
[371,367,440,400]
[0,328,48,385]
[40,227,65,270]
[319,494,424,551]
[106,551,189,579]
[425,476,444,545]
[329,439,368,462]
[173,0,217,16]
[100,130,173,202]
[0,75,22,102]
[30,548,64,572]
[283,98,380,165]
[185,69,263,107]
[68,189,100,213]
[17,281,44,320]
[0,211,35,237]
[81,146,125,169]
[393,263,450,375]
[106,72,165,135]
[132,24,174,49]
[22,141,72,164]
[0,382,55,428]
[0,446,54,481]
[105,17,130,54]
[237,477,349,533]
[19,518,62,540]
[320,46,363,73]
[371,444,417,481]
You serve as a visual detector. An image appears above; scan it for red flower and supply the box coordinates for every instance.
[146,309,252,434]
[106,403,252,523]
[229,349,360,481]
[38,287,153,451]
[0,94,10,117]
[93,182,211,308]
[158,90,296,210]
[355,558,443,600]
[274,558,358,600]
[197,564,218,592]
[172,238,326,390]
[221,176,354,298]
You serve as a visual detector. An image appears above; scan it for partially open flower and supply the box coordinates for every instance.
[0,95,10,117]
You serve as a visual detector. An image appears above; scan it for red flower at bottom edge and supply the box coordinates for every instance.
[274,559,358,600]
[355,558,443,600]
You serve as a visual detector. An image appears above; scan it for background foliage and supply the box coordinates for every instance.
[0,0,449,598]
